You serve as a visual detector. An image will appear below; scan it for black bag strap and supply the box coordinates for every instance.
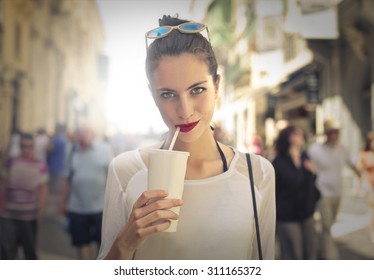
[246,153,263,260]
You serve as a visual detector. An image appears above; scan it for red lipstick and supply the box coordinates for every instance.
[177,121,200,133]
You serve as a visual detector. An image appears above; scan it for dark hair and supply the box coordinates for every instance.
[364,136,374,151]
[20,133,34,143]
[146,15,218,84]
[37,127,46,134]
[275,126,298,156]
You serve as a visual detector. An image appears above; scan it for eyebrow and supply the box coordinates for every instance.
[157,80,208,92]
[187,81,207,90]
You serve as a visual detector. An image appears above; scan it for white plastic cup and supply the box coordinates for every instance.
[147,149,190,232]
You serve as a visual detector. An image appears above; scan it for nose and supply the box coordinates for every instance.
[177,95,194,119]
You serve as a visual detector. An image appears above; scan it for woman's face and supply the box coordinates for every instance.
[289,129,304,147]
[150,53,219,143]
[20,139,34,160]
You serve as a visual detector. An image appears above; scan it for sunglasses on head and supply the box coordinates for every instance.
[145,22,210,49]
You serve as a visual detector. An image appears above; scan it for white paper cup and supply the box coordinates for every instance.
[147,149,189,232]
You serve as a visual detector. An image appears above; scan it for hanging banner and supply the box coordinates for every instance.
[305,70,321,104]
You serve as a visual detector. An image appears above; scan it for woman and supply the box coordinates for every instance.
[97,15,275,260]
[358,132,374,242]
[272,126,320,259]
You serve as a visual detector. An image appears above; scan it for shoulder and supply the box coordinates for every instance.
[112,149,144,172]
[109,149,146,188]
[308,143,323,157]
[236,151,275,183]
[271,155,286,169]
[308,142,321,151]
[338,144,349,152]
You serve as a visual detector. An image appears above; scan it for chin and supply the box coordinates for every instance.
[179,128,211,144]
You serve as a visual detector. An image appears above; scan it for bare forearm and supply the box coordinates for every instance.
[104,238,136,260]
[38,184,48,219]
[60,179,70,212]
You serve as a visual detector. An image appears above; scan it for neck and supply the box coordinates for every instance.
[325,140,337,147]
[165,129,218,161]
[289,145,301,157]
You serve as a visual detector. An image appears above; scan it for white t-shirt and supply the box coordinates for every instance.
[97,147,275,260]
[34,134,50,163]
[308,143,353,197]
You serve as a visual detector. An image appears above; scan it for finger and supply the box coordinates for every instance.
[136,220,172,239]
[133,198,183,220]
[133,189,168,209]
[134,209,179,229]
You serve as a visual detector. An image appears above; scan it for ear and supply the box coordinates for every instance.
[214,74,221,100]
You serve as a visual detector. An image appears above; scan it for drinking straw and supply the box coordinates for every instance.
[169,127,180,151]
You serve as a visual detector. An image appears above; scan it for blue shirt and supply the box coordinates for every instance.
[47,134,67,174]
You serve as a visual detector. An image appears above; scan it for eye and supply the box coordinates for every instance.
[160,91,176,99]
[191,87,205,95]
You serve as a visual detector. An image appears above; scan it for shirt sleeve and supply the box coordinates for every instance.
[39,162,49,184]
[1,158,13,180]
[97,158,128,259]
[342,145,355,167]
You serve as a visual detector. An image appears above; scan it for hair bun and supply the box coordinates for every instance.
[159,14,187,26]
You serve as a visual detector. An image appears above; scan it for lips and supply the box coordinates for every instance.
[177,121,200,133]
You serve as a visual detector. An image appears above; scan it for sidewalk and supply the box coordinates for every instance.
[36,183,374,260]
[37,193,76,260]
[332,184,374,259]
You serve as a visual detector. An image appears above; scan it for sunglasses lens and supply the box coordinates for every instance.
[147,27,171,38]
[180,22,205,32]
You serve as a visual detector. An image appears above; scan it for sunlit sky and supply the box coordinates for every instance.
[96,0,208,134]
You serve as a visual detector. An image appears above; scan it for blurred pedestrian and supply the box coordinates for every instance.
[247,135,264,156]
[34,127,50,163]
[357,131,374,242]
[0,133,48,259]
[47,123,67,195]
[0,138,3,161]
[60,123,112,259]
[308,119,361,259]
[7,128,22,160]
[272,126,320,259]
[213,125,233,146]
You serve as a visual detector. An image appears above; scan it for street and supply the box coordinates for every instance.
[34,181,374,260]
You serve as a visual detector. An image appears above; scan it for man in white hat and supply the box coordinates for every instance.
[308,119,361,259]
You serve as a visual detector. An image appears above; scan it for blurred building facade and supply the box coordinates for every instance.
[193,0,374,158]
[0,0,108,148]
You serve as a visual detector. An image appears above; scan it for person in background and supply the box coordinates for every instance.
[61,123,113,259]
[247,135,264,156]
[0,133,48,259]
[47,123,67,195]
[272,126,320,259]
[308,119,361,259]
[357,131,374,242]
[0,138,3,162]
[97,15,275,260]
[34,128,50,163]
[213,125,233,146]
[7,128,22,160]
